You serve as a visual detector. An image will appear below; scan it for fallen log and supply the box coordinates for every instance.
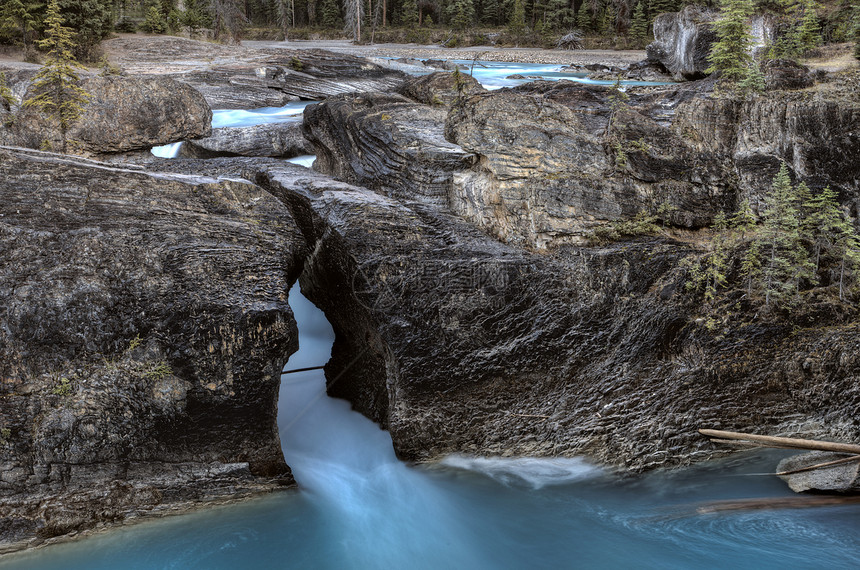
[699,429,860,455]
[776,454,860,476]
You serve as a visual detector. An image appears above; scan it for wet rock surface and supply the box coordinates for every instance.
[646,6,718,81]
[0,147,304,552]
[181,121,313,159]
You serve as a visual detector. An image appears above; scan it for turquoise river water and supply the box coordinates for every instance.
[2,287,858,569]
[6,67,857,568]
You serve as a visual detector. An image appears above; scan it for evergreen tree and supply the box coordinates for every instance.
[0,0,36,47]
[730,198,757,239]
[400,0,418,25]
[758,163,814,307]
[508,0,525,34]
[803,185,843,271]
[344,0,363,42]
[320,0,341,26]
[23,0,89,153]
[706,0,761,92]
[630,0,649,40]
[852,2,859,60]
[56,0,112,58]
[0,72,16,108]
[448,0,474,29]
[182,0,212,36]
[796,0,821,53]
[575,4,591,31]
[142,0,167,33]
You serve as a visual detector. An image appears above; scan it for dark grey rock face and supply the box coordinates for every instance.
[303,82,731,249]
[646,7,718,81]
[0,147,304,552]
[673,93,860,201]
[303,92,475,205]
[256,163,860,474]
[397,71,486,108]
[778,452,860,493]
[175,50,409,109]
[181,122,313,159]
[6,75,211,154]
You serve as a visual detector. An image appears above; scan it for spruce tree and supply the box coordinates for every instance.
[0,0,35,47]
[630,0,649,41]
[575,4,591,32]
[706,0,760,91]
[400,0,418,25]
[448,0,474,29]
[758,163,814,307]
[0,72,16,108]
[796,0,821,53]
[508,0,526,35]
[23,0,89,154]
[320,0,341,27]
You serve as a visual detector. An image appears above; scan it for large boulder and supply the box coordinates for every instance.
[303,92,475,205]
[444,82,731,247]
[0,147,305,551]
[778,452,860,493]
[646,6,718,81]
[181,121,313,158]
[6,75,211,155]
[397,71,486,107]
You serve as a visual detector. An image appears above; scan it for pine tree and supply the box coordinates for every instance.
[0,72,16,109]
[575,4,591,32]
[56,0,112,58]
[508,0,526,35]
[23,0,89,154]
[796,0,821,53]
[630,0,649,40]
[854,3,860,60]
[730,198,757,239]
[448,0,474,29]
[320,0,341,27]
[400,0,418,25]
[803,185,843,272]
[758,163,814,307]
[182,0,212,36]
[706,0,760,91]
[142,0,168,33]
[0,0,36,47]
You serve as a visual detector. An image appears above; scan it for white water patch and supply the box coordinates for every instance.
[286,154,315,168]
[212,101,314,129]
[438,454,603,489]
[151,141,183,158]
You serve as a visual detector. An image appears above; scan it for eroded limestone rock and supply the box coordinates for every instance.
[0,147,304,552]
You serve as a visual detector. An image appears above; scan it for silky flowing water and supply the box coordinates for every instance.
[3,286,859,569]
[9,66,856,569]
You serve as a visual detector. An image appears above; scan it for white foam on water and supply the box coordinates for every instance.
[150,141,183,158]
[438,454,603,489]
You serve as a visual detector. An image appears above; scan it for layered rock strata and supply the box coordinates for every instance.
[257,164,860,475]
[181,122,313,159]
[0,147,304,552]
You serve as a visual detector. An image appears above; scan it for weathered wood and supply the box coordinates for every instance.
[696,495,860,514]
[699,429,860,455]
[776,454,860,476]
[708,438,798,450]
